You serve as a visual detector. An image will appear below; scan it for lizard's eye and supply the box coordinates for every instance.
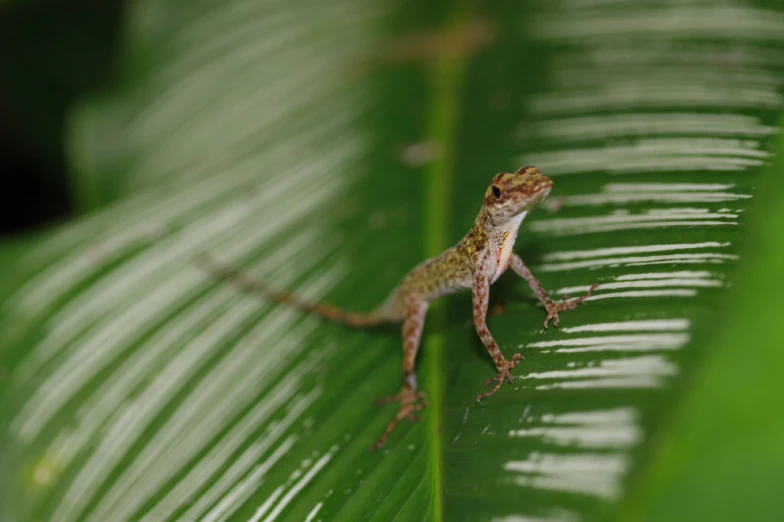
[491,185,502,199]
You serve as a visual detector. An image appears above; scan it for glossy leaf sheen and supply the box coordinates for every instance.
[1,0,784,521]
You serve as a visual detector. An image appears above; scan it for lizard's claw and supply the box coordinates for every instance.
[544,283,599,328]
[371,385,428,451]
[476,353,523,403]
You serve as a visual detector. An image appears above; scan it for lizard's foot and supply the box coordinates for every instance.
[544,283,599,328]
[370,385,428,451]
[476,353,524,403]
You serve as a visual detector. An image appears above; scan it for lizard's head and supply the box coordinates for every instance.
[483,165,553,224]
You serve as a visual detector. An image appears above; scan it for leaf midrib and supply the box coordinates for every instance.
[421,10,474,521]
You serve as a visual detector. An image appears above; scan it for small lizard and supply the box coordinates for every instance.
[198,166,597,450]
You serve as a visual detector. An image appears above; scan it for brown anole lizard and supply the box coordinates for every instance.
[198,166,597,450]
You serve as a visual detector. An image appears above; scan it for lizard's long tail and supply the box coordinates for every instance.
[195,253,398,328]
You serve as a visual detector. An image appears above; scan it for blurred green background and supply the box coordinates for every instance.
[1,0,783,521]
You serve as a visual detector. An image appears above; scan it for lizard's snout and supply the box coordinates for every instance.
[520,170,553,198]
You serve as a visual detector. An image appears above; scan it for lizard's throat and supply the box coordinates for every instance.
[508,210,528,232]
[492,210,528,280]
[494,210,528,238]
[490,210,528,244]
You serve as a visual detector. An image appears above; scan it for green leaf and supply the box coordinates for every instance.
[621,127,784,522]
[2,0,784,521]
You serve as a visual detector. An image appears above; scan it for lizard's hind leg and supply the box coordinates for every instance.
[370,295,429,451]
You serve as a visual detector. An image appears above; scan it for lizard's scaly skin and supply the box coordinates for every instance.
[199,166,598,450]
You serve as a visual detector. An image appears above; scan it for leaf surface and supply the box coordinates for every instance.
[1,1,784,521]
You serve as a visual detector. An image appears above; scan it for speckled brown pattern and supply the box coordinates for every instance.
[199,166,598,450]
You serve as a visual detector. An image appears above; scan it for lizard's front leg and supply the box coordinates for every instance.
[510,253,597,328]
[472,273,523,403]
[370,294,429,451]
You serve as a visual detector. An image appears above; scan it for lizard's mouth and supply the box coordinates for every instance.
[531,181,553,205]
[511,183,551,217]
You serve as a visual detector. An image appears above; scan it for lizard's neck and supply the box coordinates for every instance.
[462,207,529,263]
[495,210,527,245]
[489,211,527,274]
[477,207,528,242]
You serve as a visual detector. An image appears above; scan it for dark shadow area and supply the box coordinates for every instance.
[0,0,127,236]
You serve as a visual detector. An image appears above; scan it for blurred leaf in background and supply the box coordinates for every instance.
[627,129,784,521]
[1,0,783,521]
